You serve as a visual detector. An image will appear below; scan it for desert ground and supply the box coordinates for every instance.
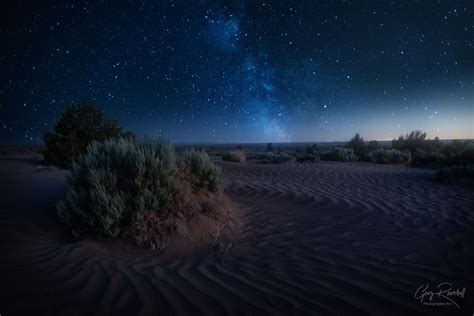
[1,152,473,315]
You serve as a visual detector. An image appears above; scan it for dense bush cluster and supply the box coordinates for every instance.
[435,165,474,182]
[411,149,444,166]
[366,149,411,164]
[295,152,317,162]
[222,150,246,163]
[320,148,358,162]
[392,130,442,154]
[57,139,222,248]
[443,143,474,166]
[367,140,380,151]
[43,102,133,168]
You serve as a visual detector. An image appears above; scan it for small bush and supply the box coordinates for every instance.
[222,150,246,163]
[184,149,221,192]
[43,102,133,168]
[320,148,358,162]
[57,139,222,245]
[306,144,319,155]
[295,153,316,162]
[435,165,474,182]
[366,149,411,164]
[256,151,295,164]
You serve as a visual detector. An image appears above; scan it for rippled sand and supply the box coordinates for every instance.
[1,156,473,315]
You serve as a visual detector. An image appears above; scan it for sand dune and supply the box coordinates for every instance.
[1,157,473,315]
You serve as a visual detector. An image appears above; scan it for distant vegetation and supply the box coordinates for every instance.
[392,130,442,154]
[365,149,411,164]
[306,144,319,155]
[321,148,358,162]
[256,151,295,164]
[57,138,223,250]
[436,165,474,183]
[43,102,133,168]
[222,149,246,163]
[316,130,473,183]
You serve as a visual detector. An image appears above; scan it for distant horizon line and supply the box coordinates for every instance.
[1,138,473,147]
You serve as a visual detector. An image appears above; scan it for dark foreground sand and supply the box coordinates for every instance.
[1,155,473,315]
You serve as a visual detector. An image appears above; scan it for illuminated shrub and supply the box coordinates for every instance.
[57,139,221,245]
[222,150,246,163]
[184,149,221,192]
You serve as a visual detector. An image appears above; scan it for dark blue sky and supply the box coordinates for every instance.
[1,0,473,144]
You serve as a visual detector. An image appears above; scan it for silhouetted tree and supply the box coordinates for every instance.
[392,130,444,154]
[267,142,274,152]
[306,144,318,155]
[368,140,380,151]
[346,133,366,159]
[43,102,134,168]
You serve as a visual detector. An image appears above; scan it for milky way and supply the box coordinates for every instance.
[1,1,473,144]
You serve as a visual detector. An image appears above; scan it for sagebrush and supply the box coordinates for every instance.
[320,148,358,162]
[366,149,411,164]
[57,139,222,246]
[222,150,246,163]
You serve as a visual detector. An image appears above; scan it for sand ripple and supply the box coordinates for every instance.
[1,158,473,315]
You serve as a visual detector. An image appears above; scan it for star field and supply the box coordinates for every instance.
[1,1,473,144]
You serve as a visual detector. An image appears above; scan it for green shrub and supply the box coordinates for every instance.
[222,150,246,163]
[411,149,444,166]
[442,139,470,156]
[443,143,474,166]
[256,151,295,164]
[458,144,474,162]
[184,149,221,192]
[295,153,316,162]
[435,164,474,182]
[57,139,221,243]
[366,149,411,164]
[306,144,319,155]
[320,148,358,162]
[43,102,133,168]
[57,138,180,239]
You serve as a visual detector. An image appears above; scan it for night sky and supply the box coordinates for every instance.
[1,1,473,144]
